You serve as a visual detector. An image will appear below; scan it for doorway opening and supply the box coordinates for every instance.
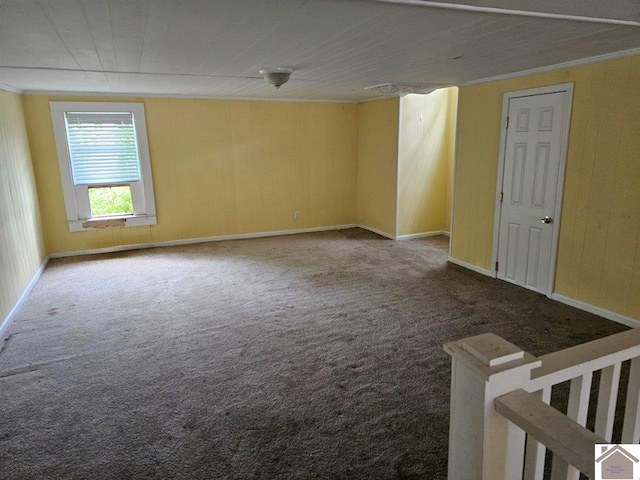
[396,87,459,241]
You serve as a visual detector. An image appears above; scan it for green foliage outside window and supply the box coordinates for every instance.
[88,186,134,217]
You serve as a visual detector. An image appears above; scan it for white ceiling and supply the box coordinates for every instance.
[1,0,639,102]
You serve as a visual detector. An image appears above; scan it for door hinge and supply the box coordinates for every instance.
[505,116,509,129]
[495,261,499,272]
[500,192,504,203]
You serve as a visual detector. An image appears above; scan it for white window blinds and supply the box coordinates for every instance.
[64,111,142,185]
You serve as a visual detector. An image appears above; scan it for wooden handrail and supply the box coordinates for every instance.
[529,328,640,390]
[495,389,606,479]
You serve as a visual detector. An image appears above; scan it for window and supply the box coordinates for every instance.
[50,102,156,231]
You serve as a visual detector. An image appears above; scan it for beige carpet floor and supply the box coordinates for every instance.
[0,228,627,479]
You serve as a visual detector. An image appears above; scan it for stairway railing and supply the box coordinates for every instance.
[445,328,640,479]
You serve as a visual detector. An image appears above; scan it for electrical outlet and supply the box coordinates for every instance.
[294,211,300,220]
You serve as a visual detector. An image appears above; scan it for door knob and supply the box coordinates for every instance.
[541,216,552,224]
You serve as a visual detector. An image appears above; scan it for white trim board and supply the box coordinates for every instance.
[23,89,359,104]
[447,256,492,277]
[17,48,640,103]
[446,258,640,328]
[49,224,359,258]
[459,47,640,88]
[394,97,403,239]
[396,230,446,241]
[551,294,640,329]
[49,224,449,259]
[10,235,637,347]
[375,0,640,27]
[0,84,24,94]
[448,86,461,260]
[551,293,640,328]
[357,225,397,240]
[1,256,50,341]
[358,95,401,104]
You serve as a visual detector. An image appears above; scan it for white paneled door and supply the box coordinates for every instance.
[496,88,571,295]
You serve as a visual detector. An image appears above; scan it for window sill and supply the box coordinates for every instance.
[68,214,157,232]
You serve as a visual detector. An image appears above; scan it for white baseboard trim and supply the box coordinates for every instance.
[1,255,50,340]
[446,258,640,328]
[447,256,493,277]
[356,225,396,240]
[11,238,637,345]
[551,293,640,329]
[49,224,359,258]
[396,230,446,241]
[442,231,451,237]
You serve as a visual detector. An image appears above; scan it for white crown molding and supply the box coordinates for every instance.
[16,47,640,102]
[375,0,640,27]
[458,47,640,87]
[0,84,24,94]
[21,89,359,104]
[358,95,399,104]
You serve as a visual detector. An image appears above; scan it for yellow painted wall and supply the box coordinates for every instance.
[22,96,359,254]
[0,90,46,323]
[397,88,457,236]
[357,98,399,236]
[451,54,640,319]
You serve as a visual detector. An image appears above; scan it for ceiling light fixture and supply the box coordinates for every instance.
[260,67,294,89]
[364,83,441,96]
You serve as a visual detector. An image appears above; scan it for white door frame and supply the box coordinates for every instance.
[491,83,574,298]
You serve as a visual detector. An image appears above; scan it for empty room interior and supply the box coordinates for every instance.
[2,1,640,479]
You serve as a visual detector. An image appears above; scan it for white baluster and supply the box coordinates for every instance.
[622,357,640,443]
[595,363,621,441]
[550,373,592,480]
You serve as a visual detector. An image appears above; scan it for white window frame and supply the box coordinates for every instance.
[50,102,157,232]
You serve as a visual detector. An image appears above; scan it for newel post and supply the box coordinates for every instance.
[444,333,541,480]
